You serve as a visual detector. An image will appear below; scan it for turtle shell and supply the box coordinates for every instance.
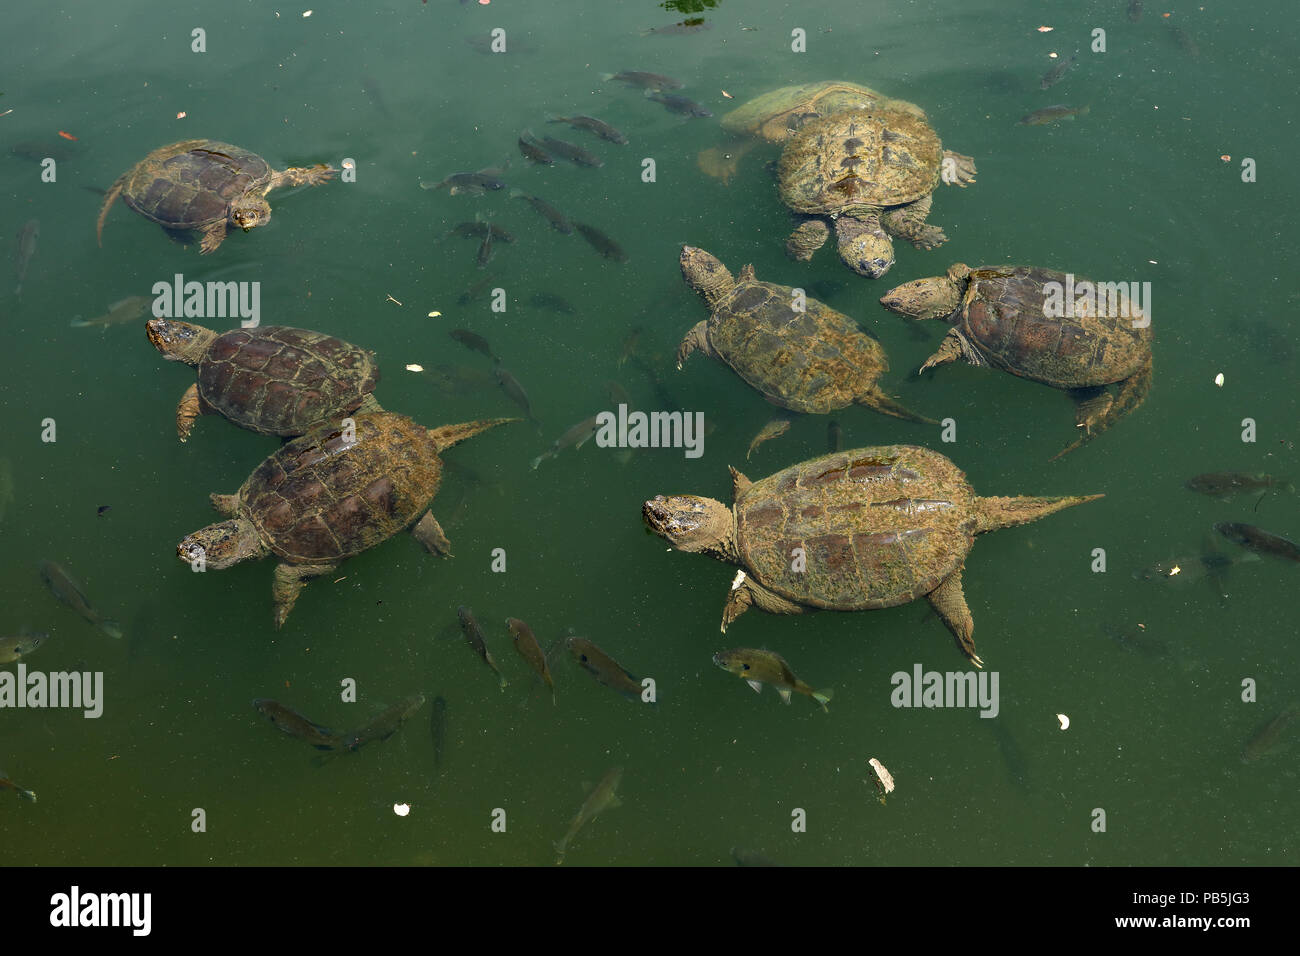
[708,278,889,413]
[778,107,943,215]
[720,81,903,142]
[959,266,1154,389]
[121,140,272,229]
[239,412,440,563]
[735,445,975,610]
[197,326,379,436]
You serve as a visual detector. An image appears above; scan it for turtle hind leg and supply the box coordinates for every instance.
[1051,356,1153,460]
[412,511,452,556]
[95,174,128,247]
[274,164,337,188]
[881,194,947,251]
[271,561,338,630]
[859,387,936,425]
[354,393,384,415]
[721,573,803,632]
[927,569,983,668]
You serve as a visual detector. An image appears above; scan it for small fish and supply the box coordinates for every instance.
[70,295,152,329]
[252,698,344,751]
[457,273,498,306]
[548,115,628,145]
[731,847,783,867]
[508,618,556,703]
[1242,705,1299,763]
[448,221,514,243]
[11,139,81,163]
[985,719,1031,792]
[746,418,791,460]
[517,132,555,165]
[531,415,600,469]
[1127,0,1143,22]
[606,381,631,406]
[361,75,392,118]
[573,222,628,262]
[39,560,122,639]
[476,227,494,269]
[1215,522,1300,563]
[601,71,683,91]
[617,327,642,367]
[1133,535,1256,603]
[528,292,575,314]
[421,167,508,195]
[0,772,37,803]
[645,90,713,117]
[0,630,49,664]
[566,637,644,701]
[538,135,603,168]
[554,766,622,865]
[1185,472,1292,499]
[1039,54,1077,90]
[712,648,831,712]
[457,606,508,691]
[494,365,539,424]
[827,420,843,453]
[1018,104,1089,126]
[14,218,38,295]
[641,19,712,37]
[449,328,497,362]
[338,694,428,752]
[430,695,447,773]
[511,190,573,234]
[1167,23,1200,57]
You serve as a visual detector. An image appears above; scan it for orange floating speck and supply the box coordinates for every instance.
[1219,154,1231,162]
[176,111,187,119]
[1036,25,1054,33]
[57,130,77,140]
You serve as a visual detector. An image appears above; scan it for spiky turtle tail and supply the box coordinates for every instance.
[96,174,128,247]
[973,493,1103,533]
[427,417,519,452]
[861,389,938,426]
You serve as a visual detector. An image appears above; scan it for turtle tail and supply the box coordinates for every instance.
[860,388,938,426]
[972,493,1104,533]
[427,417,519,452]
[96,174,127,247]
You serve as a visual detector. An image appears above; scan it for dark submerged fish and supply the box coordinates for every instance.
[645,90,713,117]
[518,132,555,165]
[574,222,628,262]
[253,698,344,751]
[554,766,622,865]
[508,617,556,703]
[1102,622,1170,659]
[601,70,683,91]
[14,218,38,295]
[1185,472,1292,499]
[457,606,509,691]
[566,636,644,701]
[1019,104,1089,126]
[449,221,514,242]
[1215,522,1300,563]
[827,420,843,452]
[476,228,494,269]
[0,773,37,803]
[1242,705,1299,763]
[1128,0,1143,22]
[529,292,575,313]
[530,415,600,469]
[539,135,603,168]
[642,19,712,37]
[510,190,573,234]
[421,168,508,195]
[449,328,497,361]
[1039,54,1077,90]
[339,694,428,752]
[548,115,628,145]
[457,273,498,306]
[39,560,122,639]
[494,365,540,424]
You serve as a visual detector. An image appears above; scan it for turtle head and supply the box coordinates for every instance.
[146,317,218,365]
[177,518,263,570]
[643,494,737,563]
[230,195,271,232]
[680,246,736,307]
[879,264,970,322]
[834,213,894,279]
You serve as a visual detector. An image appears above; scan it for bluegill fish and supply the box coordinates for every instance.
[528,292,575,314]
[1019,104,1089,126]
[421,166,508,195]
[712,648,831,712]
[253,698,344,751]
[339,694,427,752]
[494,365,540,424]
[554,766,622,865]
[566,637,644,701]
[508,617,555,703]
[517,133,554,165]
[573,222,628,262]
[645,90,712,117]
[457,606,508,691]
[39,560,122,639]
[1214,522,1300,563]
[602,71,682,91]
[0,772,37,803]
[538,135,603,168]
[0,630,49,664]
[1039,54,1077,90]
[1185,472,1292,499]
[449,328,496,362]
[1242,705,1299,763]
[70,295,152,329]
[641,20,711,37]
[511,190,573,234]
[548,115,628,145]
[531,415,599,469]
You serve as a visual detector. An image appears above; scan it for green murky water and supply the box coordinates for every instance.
[2,0,1296,866]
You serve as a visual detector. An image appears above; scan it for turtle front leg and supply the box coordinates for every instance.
[676,320,713,369]
[176,383,206,442]
[412,510,452,556]
[210,493,240,516]
[272,561,338,630]
[721,570,803,632]
[919,327,981,374]
[784,218,830,261]
[198,221,227,255]
[940,150,977,186]
[881,194,947,251]
[927,568,983,668]
[273,164,337,189]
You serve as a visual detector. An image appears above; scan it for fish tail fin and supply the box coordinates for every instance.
[1078,104,1091,115]
[778,688,793,705]
[599,73,616,82]
[20,788,37,803]
[509,188,529,200]
[69,318,90,327]
[99,619,123,640]
[529,454,545,470]
[814,689,833,713]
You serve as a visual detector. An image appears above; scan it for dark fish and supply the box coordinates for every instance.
[40,560,122,639]
[494,365,540,424]
[423,363,498,393]
[71,295,152,329]
[601,71,683,91]
[731,847,783,867]
[574,222,628,262]
[645,90,713,117]
[430,695,447,773]
[11,139,81,163]
[1127,0,1143,22]
[457,273,498,306]
[566,636,644,701]
[605,381,630,406]
[421,168,508,195]
[15,218,38,295]
[641,19,712,37]
[1039,54,1077,90]
[746,418,791,459]
[361,75,392,118]
[986,717,1031,793]
[528,292,575,314]
[476,228,494,269]
[1018,104,1089,126]
[511,190,573,234]
[449,328,496,361]
[1242,705,1299,763]
[518,132,555,165]
[0,773,37,803]
[449,221,514,242]
[530,415,600,469]
[508,618,555,703]
[538,135,603,168]
[0,630,48,664]
[554,766,622,865]
[548,115,628,145]
[617,326,642,367]
[253,698,344,751]
[1133,534,1255,604]
[827,420,843,452]
[457,606,509,691]
[96,505,111,516]
[1185,472,1292,499]
[339,694,427,752]
[1167,23,1200,57]
[1215,522,1300,563]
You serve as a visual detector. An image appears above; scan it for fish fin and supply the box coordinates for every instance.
[69,317,91,327]
[813,689,833,712]
[1078,104,1091,115]
[745,679,763,694]
[607,794,622,809]
[778,688,792,705]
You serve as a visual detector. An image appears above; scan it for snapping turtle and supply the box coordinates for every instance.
[178,412,514,628]
[879,264,1154,459]
[697,80,912,184]
[778,107,976,278]
[643,445,1101,667]
[146,319,381,442]
[677,247,931,423]
[97,140,335,254]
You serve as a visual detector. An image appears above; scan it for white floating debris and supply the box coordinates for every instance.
[868,757,895,795]
[1057,713,1070,731]
[1214,372,1225,387]
[427,310,442,318]
[303,9,313,17]
[1037,25,1054,33]
[731,569,746,591]
[405,363,424,373]
[393,803,410,816]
